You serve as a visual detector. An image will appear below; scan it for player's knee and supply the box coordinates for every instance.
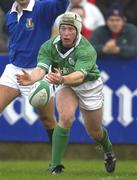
[39,113,56,129]
[39,113,53,121]
[59,113,73,128]
[0,106,4,113]
[90,129,103,140]
[43,119,56,129]
[0,101,7,112]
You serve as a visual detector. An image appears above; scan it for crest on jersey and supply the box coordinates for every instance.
[26,18,34,30]
[68,58,75,65]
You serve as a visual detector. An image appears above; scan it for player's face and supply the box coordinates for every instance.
[16,0,30,6]
[107,16,125,33]
[60,25,77,48]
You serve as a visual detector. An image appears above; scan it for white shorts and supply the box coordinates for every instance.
[0,64,53,97]
[57,77,104,110]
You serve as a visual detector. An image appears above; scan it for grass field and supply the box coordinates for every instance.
[0,160,137,180]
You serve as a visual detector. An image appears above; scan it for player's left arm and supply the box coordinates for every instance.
[47,54,96,86]
[46,68,84,85]
[46,47,97,85]
[62,71,85,85]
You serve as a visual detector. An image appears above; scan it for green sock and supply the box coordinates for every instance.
[46,128,54,144]
[96,128,112,153]
[51,125,70,167]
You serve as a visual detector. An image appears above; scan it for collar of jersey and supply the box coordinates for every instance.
[10,0,35,13]
[53,34,82,59]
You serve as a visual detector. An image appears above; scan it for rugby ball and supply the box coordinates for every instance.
[28,80,51,108]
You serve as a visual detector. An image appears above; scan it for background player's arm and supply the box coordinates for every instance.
[16,67,46,86]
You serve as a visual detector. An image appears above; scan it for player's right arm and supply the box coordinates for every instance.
[16,67,46,86]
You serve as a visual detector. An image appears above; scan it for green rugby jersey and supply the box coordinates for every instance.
[37,35,100,85]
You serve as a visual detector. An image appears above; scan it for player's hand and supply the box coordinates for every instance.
[16,69,32,86]
[45,68,64,85]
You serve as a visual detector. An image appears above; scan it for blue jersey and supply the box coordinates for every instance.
[6,0,68,68]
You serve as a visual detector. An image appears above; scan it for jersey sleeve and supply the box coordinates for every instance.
[37,42,52,72]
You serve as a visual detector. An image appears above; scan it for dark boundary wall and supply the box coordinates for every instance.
[0,143,137,160]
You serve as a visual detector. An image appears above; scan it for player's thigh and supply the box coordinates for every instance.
[0,85,20,112]
[81,107,103,132]
[36,96,55,120]
[56,87,78,120]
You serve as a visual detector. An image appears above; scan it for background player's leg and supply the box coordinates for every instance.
[0,85,20,112]
[37,97,56,144]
